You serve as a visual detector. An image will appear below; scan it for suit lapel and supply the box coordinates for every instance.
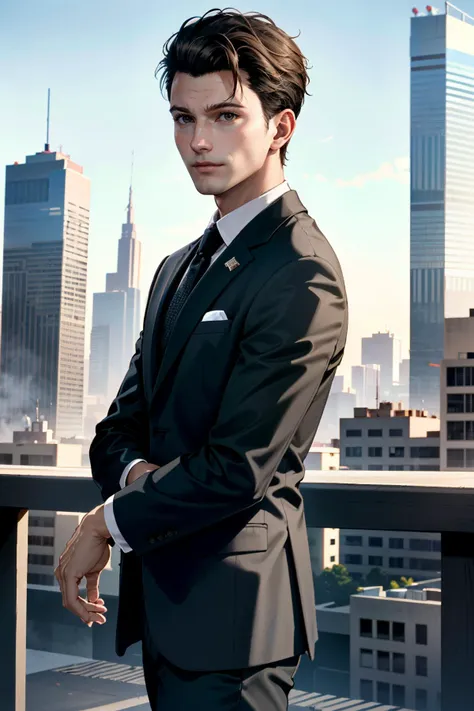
[142,240,199,400]
[147,190,308,406]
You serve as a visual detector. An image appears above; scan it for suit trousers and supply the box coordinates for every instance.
[141,612,301,710]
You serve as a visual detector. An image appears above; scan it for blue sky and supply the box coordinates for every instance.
[1,0,469,380]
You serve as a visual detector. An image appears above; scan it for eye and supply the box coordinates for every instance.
[173,114,192,124]
[219,112,238,121]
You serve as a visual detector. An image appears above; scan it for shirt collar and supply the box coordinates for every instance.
[206,180,291,246]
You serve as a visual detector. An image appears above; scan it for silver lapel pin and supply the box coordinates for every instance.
[225,257,240,271]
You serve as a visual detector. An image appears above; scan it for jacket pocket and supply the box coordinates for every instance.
[216,523,268,557]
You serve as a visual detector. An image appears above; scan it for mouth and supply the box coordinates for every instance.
[193,163,223,171]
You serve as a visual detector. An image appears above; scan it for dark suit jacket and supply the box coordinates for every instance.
[89,189,348,671]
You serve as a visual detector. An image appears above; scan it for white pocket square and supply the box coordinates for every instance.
[201,310,228,321]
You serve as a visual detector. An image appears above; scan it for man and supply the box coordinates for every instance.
[55,8,348,710]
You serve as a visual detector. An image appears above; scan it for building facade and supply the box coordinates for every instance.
[340,401,440,471]
[2,149,89,438]
[361,332,401,403]
[88,184,141,403]
[410,4,474,416]
[440,306,474,469]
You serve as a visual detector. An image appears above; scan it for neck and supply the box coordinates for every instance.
[214,162,285,217]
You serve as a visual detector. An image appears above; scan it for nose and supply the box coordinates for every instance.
[190,122,213,153]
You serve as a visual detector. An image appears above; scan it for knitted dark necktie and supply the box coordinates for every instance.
[161,223,224,351]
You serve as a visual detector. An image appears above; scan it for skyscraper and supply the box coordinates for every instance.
[361,331,401,402]
[410,3,474,415]
[2,148,90,438]
[88,180,142,402]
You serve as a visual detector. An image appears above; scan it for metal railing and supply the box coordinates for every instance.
[1,466,474,710]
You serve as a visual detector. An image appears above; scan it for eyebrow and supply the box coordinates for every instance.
[169,101,245,114]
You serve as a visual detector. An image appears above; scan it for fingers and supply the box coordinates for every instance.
[79,595,107,626]
[86,573,100,605]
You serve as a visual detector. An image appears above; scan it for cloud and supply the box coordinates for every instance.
[319,135,334,144]
[304,156,409,188]
[335,156,409,188]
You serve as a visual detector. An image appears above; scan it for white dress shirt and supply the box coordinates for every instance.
[104,179,291,553]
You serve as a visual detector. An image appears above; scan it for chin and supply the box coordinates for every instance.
[193,178,231,196]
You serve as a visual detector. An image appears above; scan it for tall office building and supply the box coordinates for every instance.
[88,182,141,402]
[351,364,380,408]
[2,148,90,438]
[361,332,401,402]
[410,4,474,416]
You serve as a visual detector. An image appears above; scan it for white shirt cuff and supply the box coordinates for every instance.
[120,458,147,489]
[104,494,133,553]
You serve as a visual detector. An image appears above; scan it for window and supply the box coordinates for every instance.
[368,447,383,457]
[360,679,373,701]
[329,555,335,562]
[415,688,428,710]
[28,535,54,546]
[410,539,433,551]
[392,684,406,706]
[392,652,405,673]
[360,648,373,668]
[345,535,363,546]
[29,516,55,528]
[466,422,474,441]
[367,464,380,470]
[28,553,54,565]
[409,558,441,572]
[330,539,336,545]
[389,428,403,436]
[447,393,464,413]
[447,366,474,387]
[360,618,372,638]
[368,429,383,437]
[369,537,383,547]
[447,421,464,440]
[466,393,474,413]
[0,453,13,464]
[376,681,390,705]
[416,655,428,676]
[389,538,404,549]
[410,446,439,458]
[345,446,362,457]
[377,650,390,672]
[389,446,404,457]
[345,554,363,565]
[466,449,474,467]
[416,624,428,645]
[346,429,362,437]
[389,557,404,568]
[5,178,49,205]
[393,622,405,642]
[447,449,464,467]
[377,620,390,640]
[20,454,54,466]
[368,555,383,566]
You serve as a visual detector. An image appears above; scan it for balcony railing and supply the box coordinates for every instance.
[1,466,474,710]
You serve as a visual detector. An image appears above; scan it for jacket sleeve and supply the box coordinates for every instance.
[110,255,347,556]
[89,256,168,503]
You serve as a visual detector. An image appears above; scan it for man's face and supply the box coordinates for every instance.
[169,70,278,198]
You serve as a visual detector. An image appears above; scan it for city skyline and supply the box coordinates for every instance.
[3,1,474,385]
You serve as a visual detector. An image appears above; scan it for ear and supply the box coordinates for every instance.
[269,109,296,152]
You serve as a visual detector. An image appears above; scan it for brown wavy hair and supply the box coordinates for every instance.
[155,7,311,166]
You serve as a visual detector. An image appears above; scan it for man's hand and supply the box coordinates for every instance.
[126,461,160,485]
[54,505,110,627]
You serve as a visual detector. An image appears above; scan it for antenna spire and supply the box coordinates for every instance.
[45,88,51,152]
[127,150,135,224]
